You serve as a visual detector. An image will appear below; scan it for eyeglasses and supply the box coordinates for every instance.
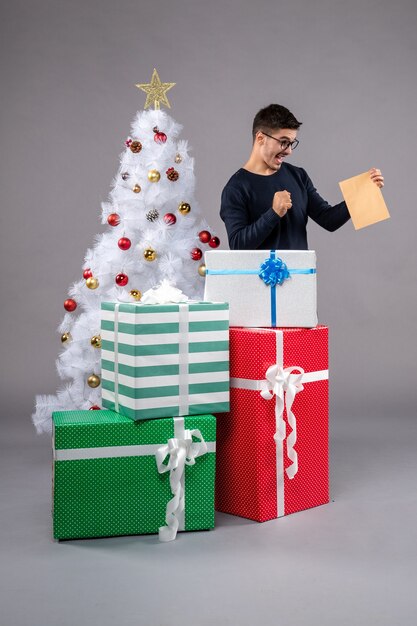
[261,131,299,151]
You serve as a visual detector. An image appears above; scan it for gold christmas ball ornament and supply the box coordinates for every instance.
[90,335,102,349]
[174,153,183,164]
[86,276,99,290]
[198,263,207,277]
[130,289,142,301]
[178,201,191,215]
[133,183,141,193]
[87,374,101,388]
[143,247,157,262]
[61,332,72,343]
[147,169,161,183]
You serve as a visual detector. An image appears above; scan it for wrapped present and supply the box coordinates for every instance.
[215,326,329,522]
[52,410,216,541]
[101,301,229,420]
[204,250,317,328]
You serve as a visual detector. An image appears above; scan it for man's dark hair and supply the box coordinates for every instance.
[252,104,302,141]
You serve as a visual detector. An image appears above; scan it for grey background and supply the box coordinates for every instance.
[1,1,416,625]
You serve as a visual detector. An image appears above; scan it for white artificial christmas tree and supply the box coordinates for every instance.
[33,70,220,434]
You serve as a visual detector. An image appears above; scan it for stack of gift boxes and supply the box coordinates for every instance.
[52,249,329,541]
[205,250,329,522]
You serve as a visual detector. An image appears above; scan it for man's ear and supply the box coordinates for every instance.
[255,131,264,145]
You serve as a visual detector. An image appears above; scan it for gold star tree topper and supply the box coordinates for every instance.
[136,69,176,110]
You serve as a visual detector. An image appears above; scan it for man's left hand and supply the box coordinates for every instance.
[369,168,384,188]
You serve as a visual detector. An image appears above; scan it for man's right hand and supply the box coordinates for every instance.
[272,190,292,217]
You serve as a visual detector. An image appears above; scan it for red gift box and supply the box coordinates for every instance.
[216,326,329,522]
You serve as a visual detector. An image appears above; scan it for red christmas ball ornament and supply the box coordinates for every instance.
[83,268,93,279]
[89,405,101,411]
[64,298,77,312]
[107,213,120,227]
[191,247,203,261]
[153,126,167,144]
[115,273,128,286]
[125,138,133,148]
[163,213,176,226]
[118,237,131,251]
[198,230,211,244]
[209,236,220,248]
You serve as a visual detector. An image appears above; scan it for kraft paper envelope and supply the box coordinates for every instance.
[339,171,390,230]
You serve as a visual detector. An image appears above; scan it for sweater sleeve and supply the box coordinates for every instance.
[220,184,281,250]
[304,170,351,232]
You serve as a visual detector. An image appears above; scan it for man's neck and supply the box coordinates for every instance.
[243,155,278,176]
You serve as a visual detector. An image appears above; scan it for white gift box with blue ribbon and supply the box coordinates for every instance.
[204,250,317,328]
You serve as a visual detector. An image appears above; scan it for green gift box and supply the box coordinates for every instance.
[100,301,229,421]
[52,410,216,541]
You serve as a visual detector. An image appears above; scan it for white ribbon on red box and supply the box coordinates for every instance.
[260,364,305,480]
[230,329,328,517]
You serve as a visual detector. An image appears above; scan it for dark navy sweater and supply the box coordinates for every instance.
[220,164,350,250]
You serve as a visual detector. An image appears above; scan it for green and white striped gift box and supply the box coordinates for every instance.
[101,301,229,421]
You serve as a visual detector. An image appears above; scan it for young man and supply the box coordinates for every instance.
[220,104,384,250]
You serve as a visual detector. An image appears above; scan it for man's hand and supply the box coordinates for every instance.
[369,168,384,188]
[272,190,292,217]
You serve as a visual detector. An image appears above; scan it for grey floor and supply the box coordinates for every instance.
[1,412,416,626]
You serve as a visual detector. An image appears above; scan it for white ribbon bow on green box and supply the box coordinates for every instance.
[156,417,208,542]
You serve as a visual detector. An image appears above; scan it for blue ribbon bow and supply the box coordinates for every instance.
[259,256,290,287]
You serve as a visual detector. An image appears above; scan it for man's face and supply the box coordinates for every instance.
[257,128,298,172]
